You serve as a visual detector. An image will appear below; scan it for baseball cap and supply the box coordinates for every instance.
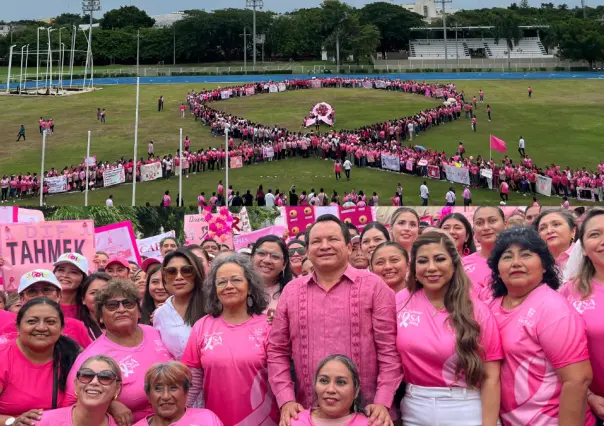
[238,248,252,255]
[141,257,161,272]
[19,269,62,294]
[351,235,361,244]
[105,257,130,269]
[53,253,89,275]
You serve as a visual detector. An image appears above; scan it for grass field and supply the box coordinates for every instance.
[1,79,603,207]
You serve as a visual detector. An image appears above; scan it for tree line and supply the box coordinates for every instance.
[1,0,603,67]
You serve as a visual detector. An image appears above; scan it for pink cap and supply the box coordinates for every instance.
[141,257,161,272]
[105,257,130,269]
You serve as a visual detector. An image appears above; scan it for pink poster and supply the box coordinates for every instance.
[184,209,234,248]
[406,160,414,171]
[0,207,18,224]
[95,221,141,265]
[285,207,316,236]
[0,220,96,292]
[428,165,440,179]
[233,226,285,250]
[230,156,243,169]
[338,206,373,229]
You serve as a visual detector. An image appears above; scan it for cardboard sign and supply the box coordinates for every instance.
[95,221,141,265]
[0,220,95,292]
[184,214,234,248]
[233,226,285,250]
[428,165,440,179]
[46,175,69,194]
[230,156,243,169]
[140,162,162,182]
[136,230,176,259]
[103,168,126,187]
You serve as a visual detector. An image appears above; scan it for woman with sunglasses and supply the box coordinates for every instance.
[37,355,122,426]
[153,248,207,362]
[251,235,293,316]
[486,227,593,426]
[287,240,307,277]
[80,272,112,340]
[133,362,223,426]
[63,279,174,425]
[140,265,170,326]
[0,299,80,426]
[560,209,604,425]
[182,254,279,426]
[439,213,476,257]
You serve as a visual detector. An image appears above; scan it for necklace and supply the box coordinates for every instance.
[432,303,445,316]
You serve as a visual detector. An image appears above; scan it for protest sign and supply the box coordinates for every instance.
[278,82,286,92]
[140,162,162,182]
[406,161,414,172]
[444,165,470,186]
[184,212,234,248]
[285,207,316,235]
[0,220,95,292]
[84,156,97,167]
[230,156,243,169]
[46,175,69,194]
[95,221,141,265]
[428,165,440,179]
[103,168,126,187]
[233,226,285,250]
[0,207,18,224]
[381,154,400,172]
[245,87,255,96]
[536,175,552,197]
[136,230,176,259]
[338,206,373,229]
[231,207,252,235]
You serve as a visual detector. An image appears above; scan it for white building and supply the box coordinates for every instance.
[0,24,12,36]
[400,0,458,23]
[151,12,186,28]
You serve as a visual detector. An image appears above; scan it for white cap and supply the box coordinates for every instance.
[19,269,62,294]
[238,248,252,255]
[53,253,89,275]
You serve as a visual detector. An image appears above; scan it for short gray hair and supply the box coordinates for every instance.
[205,254,269,317]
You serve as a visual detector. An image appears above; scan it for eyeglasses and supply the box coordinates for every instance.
[77,368,120,385]
[216,276,246,288]
[103,298,138,311]
[24,285,58,298]
[288,247,306,256]
[254,249,283,262]
[164,265,195,280]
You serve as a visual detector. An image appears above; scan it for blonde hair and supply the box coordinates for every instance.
[144,361,192,395]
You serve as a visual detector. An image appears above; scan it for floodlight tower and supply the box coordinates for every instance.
[581,0,587,19]
[440,0,452,68]
[246,0,263,68]
[82,0,101,89]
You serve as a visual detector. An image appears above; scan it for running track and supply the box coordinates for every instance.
[2,71,604,90]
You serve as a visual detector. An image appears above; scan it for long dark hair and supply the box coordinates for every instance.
[360,222,390,243]
[488,227,561,298]
[439,213,477,255]
[314,355,365,414]
[251,235,293,298]
[79,272,111,339]
[162,248,207,327]
[141,264,162,325]
[58,266,87,321]
[17,298,79,407]
[405,232,483,387]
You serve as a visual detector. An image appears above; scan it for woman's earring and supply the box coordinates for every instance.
[247,295,253,308]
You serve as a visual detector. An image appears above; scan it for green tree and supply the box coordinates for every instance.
[53,13,83,27]
[493,11,523,69]
[101,6,155,30]
[350,23,381,64]
[554,18,604,67]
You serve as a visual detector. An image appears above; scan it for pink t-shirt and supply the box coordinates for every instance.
[395,289,502,387]
[37,406,118,426]
[0,316,92,349]
[462,252,493,295]
[0,340,65,416]
[291,410,370,426]
[63,325,174,423]
[486,284,594,426]
[560,280,604,397]
[60,303,79,320]
[181,314,279,426]
[133,408,223,426]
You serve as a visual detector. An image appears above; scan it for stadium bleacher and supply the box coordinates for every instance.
[410,37,552,59]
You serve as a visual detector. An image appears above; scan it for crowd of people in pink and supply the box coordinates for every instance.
[4,78,603,205]
[0,204,603,426]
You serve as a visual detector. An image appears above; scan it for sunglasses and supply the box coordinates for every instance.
[288,247,306,256]
[164,265,195,280]
[104,298,137,311]
[77,368,119,385]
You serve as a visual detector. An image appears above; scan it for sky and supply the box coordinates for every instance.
[4,0,601,21]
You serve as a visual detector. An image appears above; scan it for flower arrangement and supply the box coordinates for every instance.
[203,207,234,244]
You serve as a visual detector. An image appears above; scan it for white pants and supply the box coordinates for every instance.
[400,384,493,426]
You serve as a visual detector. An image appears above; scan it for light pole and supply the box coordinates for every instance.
[82,0,101,89]
[46,28,56,91]
[240,27,248,74]
[19,45,28,92]
[6,45,16,93]
[60,43,66,90]
[245,0,263,69]
[58,27,67,89]
[23,44,29,91]
[173,24,176,65]
[70,25,76,87]
[136,29,140,76]
[335,14,348,75]
[36,27,46,93]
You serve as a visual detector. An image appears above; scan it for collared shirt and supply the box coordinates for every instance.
[153,296,191,360]
[267,265,402,409]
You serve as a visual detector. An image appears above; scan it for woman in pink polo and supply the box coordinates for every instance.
[559,208,604,424]
[133,362,222,426]
[291,355,371,426]
[486,227,594,426]
[181,254,279,426]
[37,355,122,426]
[396,232,502,426]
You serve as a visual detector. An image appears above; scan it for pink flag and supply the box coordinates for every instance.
[490,134,507,153]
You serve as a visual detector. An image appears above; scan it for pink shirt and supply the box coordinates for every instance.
[37,406,118,426]
[63,325,174,423]
[395,289,502,387]
[61,303,79,319]
[133,408,223,426]
[0,340,65,416]
[486,285,594,426]
[555,243,575,273]
[267,266,403,409]
[1,316,92,349]
[560,280,604,397]
[462,252,493,295]
[181,315,279,426]
[291,410,370,426]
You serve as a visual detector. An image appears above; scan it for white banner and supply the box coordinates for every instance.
[536,175,552,197]
[381,154,400,172]
[480,169,493,179]
[84,156,97,167]
[269,84,278,93]
[444,165,470,186]
[278,82,286,92]
[577,187,597,202]
[136,230,176,259]
[263,146,274,159]
[103,168,126,187]
[220,90,230,100]
[140,162,162,182]
[46,175,68,194]
[374,80,389,89]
